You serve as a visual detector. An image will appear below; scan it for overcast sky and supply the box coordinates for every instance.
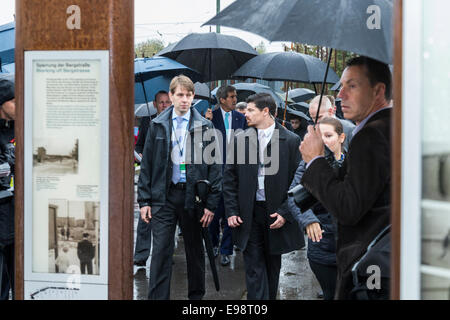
[1,0,287,52]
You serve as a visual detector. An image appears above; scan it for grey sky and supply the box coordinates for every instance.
[1,0,287,53]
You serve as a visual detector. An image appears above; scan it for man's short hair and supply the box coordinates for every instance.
[83,232,89,238]
[310,95,332,110]
[169,75,194,94]
[216,85,236,102]
[246,93,277,116]
[236,101,247,110]
[346,56,392,101]
[154,90,168,101]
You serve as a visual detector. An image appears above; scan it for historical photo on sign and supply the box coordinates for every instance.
[33,138,79,175]
[48,199,100,275]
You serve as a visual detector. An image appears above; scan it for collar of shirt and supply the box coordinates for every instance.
[352,105,392,138]
[257,122,276,142]
[220,107,231,124]
[172,109,191,127]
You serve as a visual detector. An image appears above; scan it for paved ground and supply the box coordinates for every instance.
[132,194,322,300]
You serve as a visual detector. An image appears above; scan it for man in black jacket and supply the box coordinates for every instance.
[77,233,95,274]
[300,56,392,299]
[133,90,171,267]
[223,93,304,300]
[0,77,15,300]
[137,75,222,300]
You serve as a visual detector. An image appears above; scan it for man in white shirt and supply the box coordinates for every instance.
[223,93,303,300]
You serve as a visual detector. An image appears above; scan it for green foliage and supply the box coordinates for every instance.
[135,39,165,58]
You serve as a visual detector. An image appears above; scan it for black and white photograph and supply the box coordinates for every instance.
[33,138,79,175]
[48,199,100,275]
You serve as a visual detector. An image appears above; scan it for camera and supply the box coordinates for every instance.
[288,145,342,213]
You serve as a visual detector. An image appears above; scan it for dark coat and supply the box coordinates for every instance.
[77,239,95,262]
[223,121,305,255]
[288,160,337,266]
[135,114,157,155]
[211,108,247,164]
[301,108,391,299]
[137,106,222,214]
[0,119,14,245]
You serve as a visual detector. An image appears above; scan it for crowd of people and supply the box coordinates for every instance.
[0,55,392,300]
[134,55,393,300]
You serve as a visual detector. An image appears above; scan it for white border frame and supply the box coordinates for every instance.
[24,51,109,286]
[400,0,423,300]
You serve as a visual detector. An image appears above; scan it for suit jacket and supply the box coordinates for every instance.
[212,108,247,164]
[301,108,391,299]
[135,114,157,155]
[223,121,304,255]
[137,106,222,214]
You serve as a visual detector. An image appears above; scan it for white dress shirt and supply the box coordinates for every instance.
[256,122,276,201]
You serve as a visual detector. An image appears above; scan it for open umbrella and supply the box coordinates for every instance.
[156,33,258,82]
[134,57,201,117]
[233,52,339,84]
[194,82,217,104]
[134,103,157,117]
[289,102,310,115]
[288,88,316,103]
[204,0,393,64]
[0,22,15,72]
[134,56,202,83]
[211,82,285,109]
[204,0,393,125]
[134,75,171,105]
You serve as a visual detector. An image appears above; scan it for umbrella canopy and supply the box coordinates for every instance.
[204,0,393,64]
[192,99,211,115]
[134,56,201,83]
[289,102,310,115]
[211,82,285,108]
[135,75,171,105]
[0,22,15,70]
[135,103,157,117]
[0,63,14,74]
[283,105,311,121]
[156,32,258,82]
[288,88,316,103]
[194,82,217,104]
[233,51,340,84]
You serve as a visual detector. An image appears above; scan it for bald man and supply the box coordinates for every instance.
[308,95,355,152]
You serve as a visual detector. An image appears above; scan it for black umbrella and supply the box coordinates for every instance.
[288,88,316,103]
[233,52,340,84]
[283,106,311,122]
[194,180,220,291]
[205,0,393,125]
[203,0,393,64]
[289,102,310,115]
[156,32,258,82]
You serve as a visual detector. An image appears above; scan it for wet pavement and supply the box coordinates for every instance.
[132,183,321,300]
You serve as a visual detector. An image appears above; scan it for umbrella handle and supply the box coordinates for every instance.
[314,48,333,128]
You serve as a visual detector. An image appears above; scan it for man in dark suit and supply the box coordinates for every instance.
[223,93,304,300]
[300,56,392,299]
[209,85,247,266]
[138,75,222,300]
[133,90,171,267]
[77,233,95,275]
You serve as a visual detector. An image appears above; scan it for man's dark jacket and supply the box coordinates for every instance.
[0,119,14,245]
[137,106,222,214]
[77,239,95,262]
[223,122,305,255]
[301,108,391,299]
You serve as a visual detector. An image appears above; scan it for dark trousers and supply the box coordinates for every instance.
[148,187,205,300]
[0,243,14,300]
[134,216,152,263]
[208,195,233,255]
[308,260,337,300]
[80,261,93,275]
[243,201,281,300]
